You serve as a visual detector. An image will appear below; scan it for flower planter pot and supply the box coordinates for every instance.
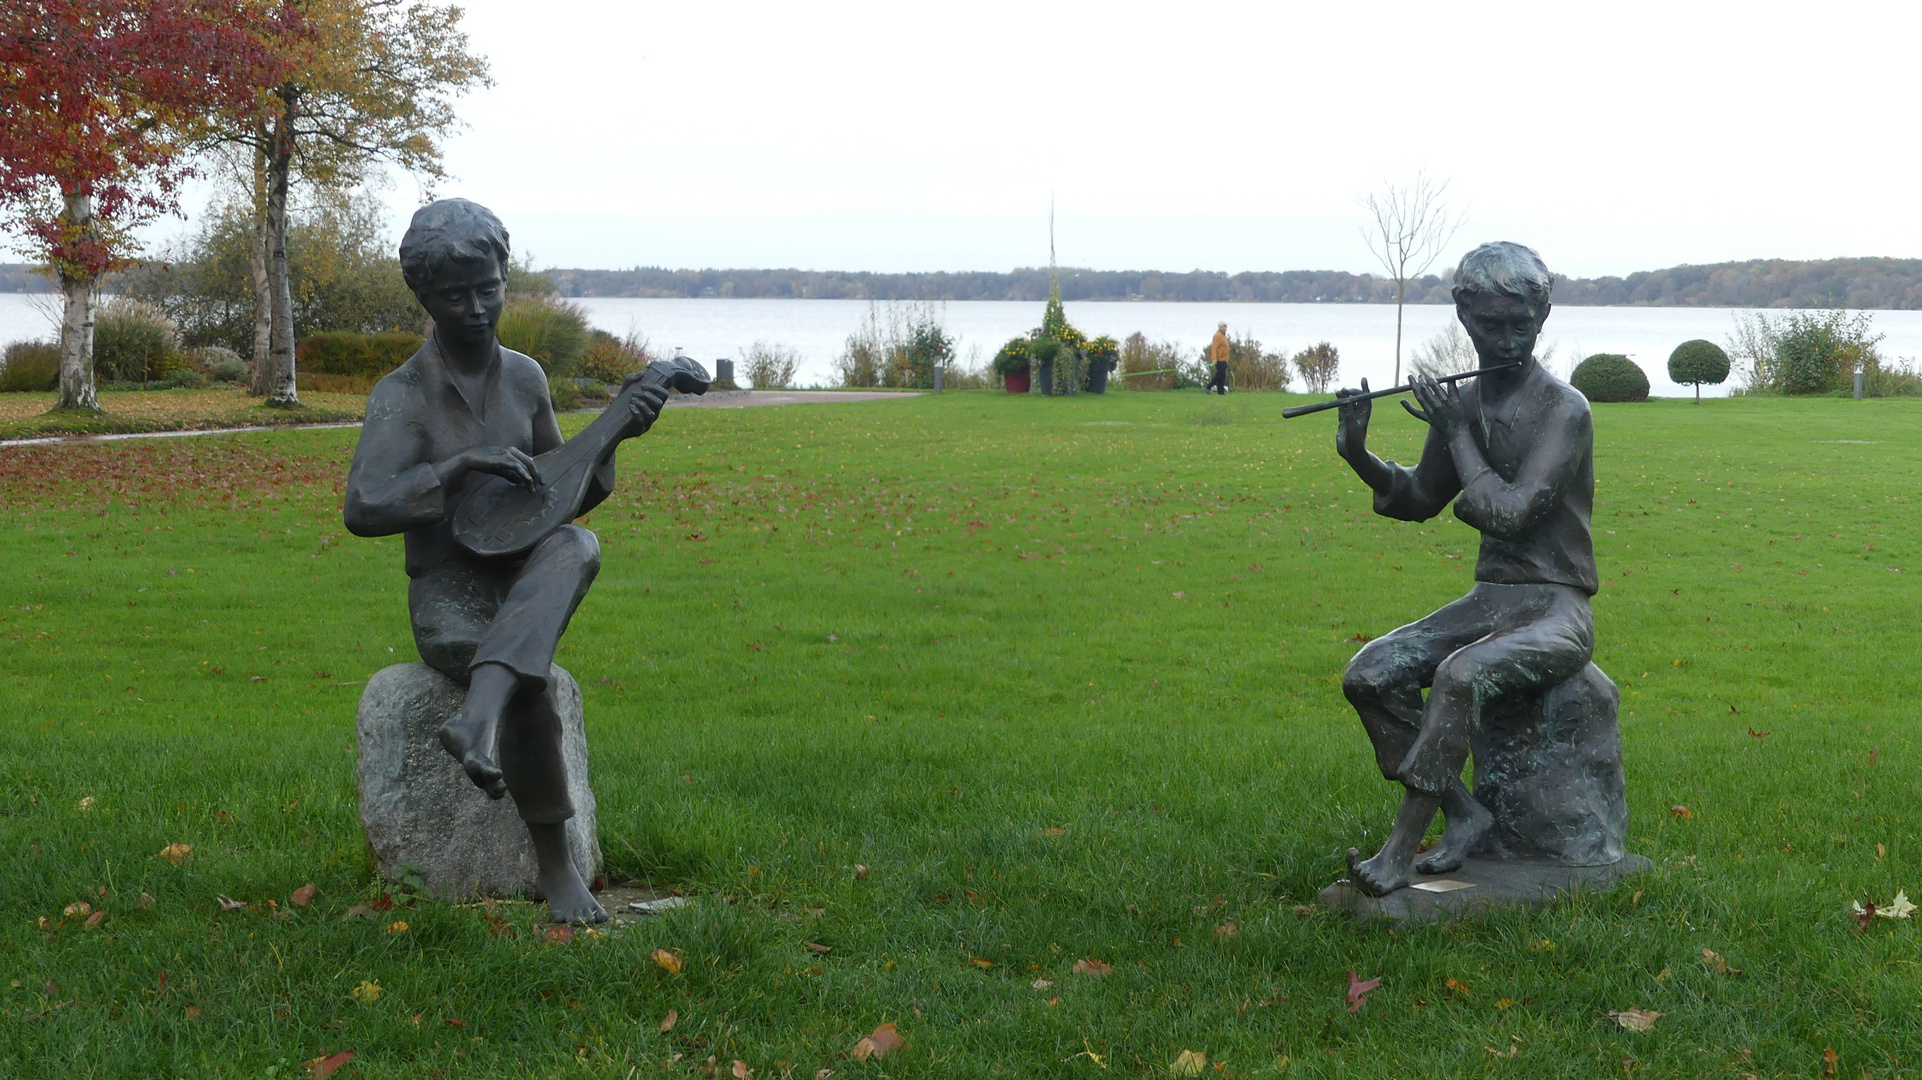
[1086,362,1112,395]
[1003,371,1030,394]
[1036,360,1055,395]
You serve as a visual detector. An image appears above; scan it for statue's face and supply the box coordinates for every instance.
[416,256,504,352]
[1456,289,1549,368]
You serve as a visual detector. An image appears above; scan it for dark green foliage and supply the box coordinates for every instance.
[119,193,421,354]
[296,331,427,378]
[1571,353,1650,402]
[1667,339,1730,401]
[1777,313,1876,395]
[900,318,954,389]
[992,336,1030,376]
[1086,335,1119,368]
[496,295,591,376]
[0,341,59,391]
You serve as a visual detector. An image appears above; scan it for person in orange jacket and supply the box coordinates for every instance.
[1207,323,1230,394]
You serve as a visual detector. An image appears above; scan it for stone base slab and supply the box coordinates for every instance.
[1318,854,1652,923]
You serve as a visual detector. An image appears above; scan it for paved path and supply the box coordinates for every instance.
[665,390,921,409]
[0,391,919,448]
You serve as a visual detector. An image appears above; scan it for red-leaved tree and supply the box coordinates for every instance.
[0,0,292,411]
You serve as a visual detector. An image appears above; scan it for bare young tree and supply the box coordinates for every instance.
[1360,173,1464,385]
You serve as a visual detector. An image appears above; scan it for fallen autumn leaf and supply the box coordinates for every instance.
[1701,948,1742,975]
[158,843,192,865]
[1608,1009,1661,1032]
[652,948,684,975]
[1170,1049,1208,1076]
[1073,958,1112,978]
[851,1021,904,1061]
[660,1009,678,1033]
[291,884,316,907]
[306,1050,354,1079]
[1346,971,1381,1013]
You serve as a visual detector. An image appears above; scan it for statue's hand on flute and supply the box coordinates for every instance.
[1335,379,1372,461]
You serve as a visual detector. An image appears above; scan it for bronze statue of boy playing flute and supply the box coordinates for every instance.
[1332,241,1598,897]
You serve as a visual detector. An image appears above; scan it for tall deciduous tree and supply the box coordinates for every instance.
[223,0,490,408]
[0,0,289,411]
[1360,173,1464,386]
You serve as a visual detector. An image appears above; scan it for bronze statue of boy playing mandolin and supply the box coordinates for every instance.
[345,199,705,922]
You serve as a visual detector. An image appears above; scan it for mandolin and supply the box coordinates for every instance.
[453,357,711,558]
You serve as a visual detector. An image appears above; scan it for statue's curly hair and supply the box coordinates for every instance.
[1452,241,1552,314]
[398,198,510,294]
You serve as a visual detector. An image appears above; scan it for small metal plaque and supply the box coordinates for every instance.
[1409,879,1477,893]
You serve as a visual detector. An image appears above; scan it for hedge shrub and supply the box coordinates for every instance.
[1,341,59,392]
[1667,339,1730,401]
[94,299,183,383]
[497,295,590,375]
[1570,353,1649,402]
[297,331,426,378]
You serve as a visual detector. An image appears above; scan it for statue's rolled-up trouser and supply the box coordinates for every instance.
[405,525,601,824]
[1341,582,1594,797]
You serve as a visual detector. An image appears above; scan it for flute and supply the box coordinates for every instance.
[1281,362,1521,419]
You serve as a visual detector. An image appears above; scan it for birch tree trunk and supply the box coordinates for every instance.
[247,215,273,395]
[247,134,274,396]
[55,190,99,413]
[263,110,300,408]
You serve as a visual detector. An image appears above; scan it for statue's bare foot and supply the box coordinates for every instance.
[438,716,507,799]
[1414,800,1492,875]
[1346,845,1413,897]
[538,864,608,924]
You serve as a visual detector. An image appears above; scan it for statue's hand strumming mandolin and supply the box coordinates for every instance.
[453,357,710,558]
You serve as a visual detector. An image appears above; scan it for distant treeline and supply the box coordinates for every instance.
[546,258,1922,308]
[13,256,1922,308]
[0,264,51,292]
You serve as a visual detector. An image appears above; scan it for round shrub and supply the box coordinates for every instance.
[1667,339,1730,400]
[1570,353,1649,403]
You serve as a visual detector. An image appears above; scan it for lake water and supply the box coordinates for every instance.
[9,291,1922,398]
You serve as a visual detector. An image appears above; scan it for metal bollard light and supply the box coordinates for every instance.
[1855,369,1865,400]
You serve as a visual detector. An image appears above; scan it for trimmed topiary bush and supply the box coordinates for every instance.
[1570,353,1649,403]
[1667,339,1730,402]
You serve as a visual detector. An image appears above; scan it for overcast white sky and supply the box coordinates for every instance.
[364,0,1917,277]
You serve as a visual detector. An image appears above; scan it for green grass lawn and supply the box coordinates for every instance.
[2,390,1918,1078]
